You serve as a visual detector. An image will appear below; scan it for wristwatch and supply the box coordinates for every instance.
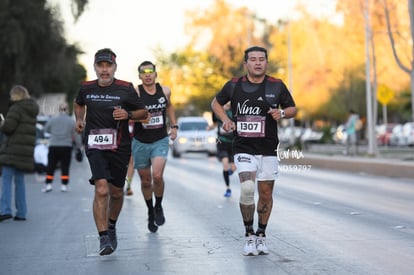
[171,125,179,129]
[280,109,285,118]
[127,111,132,119]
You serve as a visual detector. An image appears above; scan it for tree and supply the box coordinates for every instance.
[0,0,87,114]
[383,0,414,121]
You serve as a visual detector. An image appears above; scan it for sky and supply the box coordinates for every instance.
[53,0,337,83]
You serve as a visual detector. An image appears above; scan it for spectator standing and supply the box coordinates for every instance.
[0,85,39,222]
[42,102,82,192]
[344,109,360,155]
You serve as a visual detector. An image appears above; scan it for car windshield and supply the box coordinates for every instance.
[180,121,208,131]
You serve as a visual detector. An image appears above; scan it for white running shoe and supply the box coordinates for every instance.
[42,184,53,193]
[243,235,258,256]
[256,235,269,255]
[61,184,68,192]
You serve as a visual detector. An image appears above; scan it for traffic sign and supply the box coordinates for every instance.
[377,85,394,105]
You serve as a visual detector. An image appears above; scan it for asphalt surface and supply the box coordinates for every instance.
[0,148,413,275]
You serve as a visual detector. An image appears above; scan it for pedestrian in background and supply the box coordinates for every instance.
[42,102,82,193]
[344,109,360,156]
[211,46,297,256]
[74,48,148,255]
[211,101,236,197]
[125,120,135,196]
[132,61,178,233]
[0,85,39,222]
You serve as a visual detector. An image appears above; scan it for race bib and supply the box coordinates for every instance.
[143,111,164,129]
[237,116,265,137]
[87,128,118,150]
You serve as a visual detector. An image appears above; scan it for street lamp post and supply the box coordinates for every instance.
[364,0,376,156]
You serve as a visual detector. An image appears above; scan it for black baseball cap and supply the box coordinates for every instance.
[94,48,117,64]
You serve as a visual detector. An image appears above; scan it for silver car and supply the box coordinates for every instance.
[171,116,217,158]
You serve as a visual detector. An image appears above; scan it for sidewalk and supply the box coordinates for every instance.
[281,144,414,179]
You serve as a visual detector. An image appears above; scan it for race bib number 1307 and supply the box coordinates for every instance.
[88,128,118,150]
[237,116,266,137]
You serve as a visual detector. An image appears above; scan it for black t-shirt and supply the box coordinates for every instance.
[75,78,146,153]
[215,75,296,156]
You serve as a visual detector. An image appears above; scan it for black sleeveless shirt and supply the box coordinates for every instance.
[133,83,168,143]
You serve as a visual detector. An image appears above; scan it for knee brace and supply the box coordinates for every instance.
[239,180,255,205]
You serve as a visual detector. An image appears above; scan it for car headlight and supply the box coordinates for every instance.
[207,136,216,144]
[178,137,188,144]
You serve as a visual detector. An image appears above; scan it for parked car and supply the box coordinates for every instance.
[376,123,398,146]
[402,122,414,146]
[300,128,323,143]
[278,126,302,144]
[171,116,217,158]
[389,124,405,146]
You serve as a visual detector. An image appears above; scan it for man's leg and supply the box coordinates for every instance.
[256,180,274,234]
[152,157,167,226]
[60,147,72,191]
[93,179,113,255]
[139,167,158,232]
[255,180,274,255]
[239,171,258,256]
[125,156,134,195]
[239,171,256,234]
[108,184,124,223]
[222,157,231,197]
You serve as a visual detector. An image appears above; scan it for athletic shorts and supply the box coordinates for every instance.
[132,136,169,170]
[216,141,234,163]
[86,149,130,188]
[234,153,279,181]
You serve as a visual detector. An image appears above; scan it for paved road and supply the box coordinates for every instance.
[0,152,413,275]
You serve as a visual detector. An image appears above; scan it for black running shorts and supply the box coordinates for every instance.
[86,149,130,188]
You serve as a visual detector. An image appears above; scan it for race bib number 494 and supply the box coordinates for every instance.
[88,128,118,150]
[237,116,266,137]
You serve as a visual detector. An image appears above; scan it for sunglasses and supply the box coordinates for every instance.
[139,68,155,74]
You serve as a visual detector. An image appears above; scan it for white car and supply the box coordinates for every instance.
[171,116,217,158]
[402,122,414,146]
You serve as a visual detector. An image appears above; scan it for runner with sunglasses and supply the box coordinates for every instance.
[131,61,178,233]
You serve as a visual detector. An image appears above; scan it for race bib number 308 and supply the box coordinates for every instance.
[88,128,118,150]
[237,116,266,137]
[142,111,164,129]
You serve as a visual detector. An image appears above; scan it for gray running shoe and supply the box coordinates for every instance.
[108,227,117,251]
[99,235,114,256]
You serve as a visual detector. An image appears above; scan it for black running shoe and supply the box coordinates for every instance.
[148,213,158,233]
[99,235,114,256]
[154,207,165,226]
[0,214,12,222]
[108,227,117,251]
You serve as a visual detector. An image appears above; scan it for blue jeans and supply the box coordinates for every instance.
[0,165,27,218]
